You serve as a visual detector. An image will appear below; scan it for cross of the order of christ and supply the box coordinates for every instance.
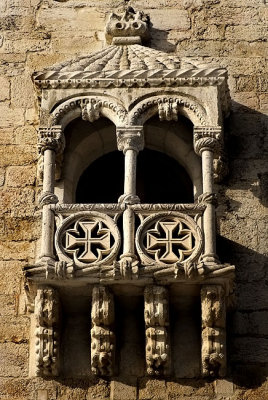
[65,220,112,263]
[146,220,194,264]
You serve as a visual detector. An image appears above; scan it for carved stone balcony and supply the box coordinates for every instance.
[25,202,234,288]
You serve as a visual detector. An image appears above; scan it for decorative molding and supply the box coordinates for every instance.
[91,286,115,376]
[116,126,144,154]
[38,126,65,155]
[34,68,227,90]
[129,96,207,126]
[130,203,206,215]
[201,285,226,378]
[51,96,127,126]
[144,286,170,376]
[54,203,124,214]
[34,287,60,377]
[193,126,222,156]
[105,7,150,45]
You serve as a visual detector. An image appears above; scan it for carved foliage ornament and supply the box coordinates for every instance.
[55,212,121,267]
[201,285,226,378]
[91,286,115,376]
[34,287,60,377]
[136,213,203,266]
[116,126,144,154]
[193,126,222,155]
[144,286,170,376]
[38,126,65,155]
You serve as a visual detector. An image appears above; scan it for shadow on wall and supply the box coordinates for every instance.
[216,102,268,388]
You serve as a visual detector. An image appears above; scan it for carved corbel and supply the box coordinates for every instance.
[158,99,178,121]
[91,286,115,376]
[34,287,60,377]
[81,99,101,123]
[144,286,170,376]
[201,285,226,378]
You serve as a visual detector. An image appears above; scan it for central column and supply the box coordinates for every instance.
[116,126,144,279]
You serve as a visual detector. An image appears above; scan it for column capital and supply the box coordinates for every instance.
[38,125,65,155]
[194,126,222,156]
[116,126,144,154]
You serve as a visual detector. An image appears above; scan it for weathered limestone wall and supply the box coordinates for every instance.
[0,0,267,399]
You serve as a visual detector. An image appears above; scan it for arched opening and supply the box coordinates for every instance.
[76,149,194,203]
[144,115,202,199]
[76,151,124,203]
[137,148,193,203]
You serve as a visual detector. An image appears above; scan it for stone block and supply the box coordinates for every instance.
[0,188,35,217]
[0,315,30,343]
[147,9,190,31]
[110,380,137,400]
[0,146,36,167]
[236,282,268,311]
[232,337,268,363]
[0,261,24,295]
[0,128,16,144]
[0,168,5,186]
[15,125,37,145]
[0,343,28,377]
[0,377,35,400]
[225,25,266,41]
[11,75,36,109]
[139,378,168,400]
[6,166,36,187]
[0,240,35,261]
[233,311,268,336]
[37,7,106,32]
[51,33,101,54]
[86,379,110,399]
[0,104,24,128]
[4,217,41,241]
[214,379,234,395]
[0,76,10,101]
[3,31,50,54]
[0,294,17,316]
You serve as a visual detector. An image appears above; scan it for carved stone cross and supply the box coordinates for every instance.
[65,221,111,263]
[146,220,193,263]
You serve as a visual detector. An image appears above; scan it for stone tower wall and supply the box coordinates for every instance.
[0,1,267,399]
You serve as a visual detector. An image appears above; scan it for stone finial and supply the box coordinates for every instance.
[105,7,150,45]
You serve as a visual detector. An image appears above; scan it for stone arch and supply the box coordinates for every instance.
[50,95,127,129]
[128,93,207,126]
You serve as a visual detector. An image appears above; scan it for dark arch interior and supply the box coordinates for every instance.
[76,149,193,203]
